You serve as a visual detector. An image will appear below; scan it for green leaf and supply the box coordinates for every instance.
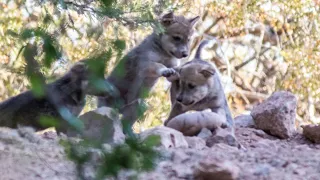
[6,29,19,38]
[23,43,46,98]
[15,46,26,62]
[99,0,116,8]
[43,37,61,68]
[85,49,119,97]
[143,135,161,147]
[58,0,67,9]
[113,56,126,78]
[39,116,61,128]
[43,13,53,24]
[112,39,126,51]
[20,29,35,40]
[137,99,148,119]
[29,74,45,97]
[58,107,85,132]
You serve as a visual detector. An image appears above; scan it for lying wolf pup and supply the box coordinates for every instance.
[98,12,200,134]
[164,40,234,132]
[0,60,113,133]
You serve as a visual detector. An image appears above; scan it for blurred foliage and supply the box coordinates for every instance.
[0,0,173,178]
[61,134,161,179]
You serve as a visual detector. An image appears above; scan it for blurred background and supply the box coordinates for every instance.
[0,0,319,132]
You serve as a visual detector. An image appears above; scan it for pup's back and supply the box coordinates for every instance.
[0,61,103,132]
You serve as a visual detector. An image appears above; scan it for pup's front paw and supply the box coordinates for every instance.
[161,68,177,78]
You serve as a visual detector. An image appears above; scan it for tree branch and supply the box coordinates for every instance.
[234,47,270,71]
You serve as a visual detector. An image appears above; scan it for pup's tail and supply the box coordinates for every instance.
[194,38,219,59]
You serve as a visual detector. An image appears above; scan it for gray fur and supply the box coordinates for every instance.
[0,61,112,133]
[97,12,200,131]
[165,40,234,128]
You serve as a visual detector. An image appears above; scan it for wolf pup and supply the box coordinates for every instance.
[98,12,200,134]
[0,60,113,133]
[164,40,234,130]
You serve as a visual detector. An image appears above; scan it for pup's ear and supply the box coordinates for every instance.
[199,65,215,78]
[71,61,87,75]
[189,16,200,27]
[161,12,175,26]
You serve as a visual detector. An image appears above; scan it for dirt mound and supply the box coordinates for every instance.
[0,126,320,180]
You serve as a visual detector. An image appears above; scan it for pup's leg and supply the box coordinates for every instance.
[120,99,145,137]
[211,107,234,132]
[142,62,178,78]
[164,103,186,126]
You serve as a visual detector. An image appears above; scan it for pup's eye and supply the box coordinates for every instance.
[188,83,195,89]
[172,36,182,41]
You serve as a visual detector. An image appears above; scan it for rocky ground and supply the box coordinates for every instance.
[1,91,320,180]
[0,123,320,180]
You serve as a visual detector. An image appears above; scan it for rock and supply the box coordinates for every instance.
[194,157,239,180]
[302,124,320,143]
[234,115,255,128]
[139,126,188,149]
[206,127,239,148]
[38,130,58,140]
[0,127,26,144]
[185,136,207,150]
[138,171,167,180]
[197,128,213,140]
[66,107,125,144]
[17,127,42,144]
[171,150,191,163]
[250,139,276,149]
[251,91,297,139]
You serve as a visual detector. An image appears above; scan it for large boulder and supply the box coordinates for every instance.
[251,91,297,139]
[139,126,188,149]
[301,124,320,143]
[66,107,125,144]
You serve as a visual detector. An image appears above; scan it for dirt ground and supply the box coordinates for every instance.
[0,126,320,180]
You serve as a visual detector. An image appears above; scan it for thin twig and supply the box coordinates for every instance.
[236,89,268,101]
[234,47,270,71]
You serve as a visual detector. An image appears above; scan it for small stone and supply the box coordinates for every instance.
[66,106,124,144]
[194,157,239,180]
[234,115,255,128]
[301,124,320,143]
[206,128,239,148]
[139,126,188,149]
[251,91,297,139]
[185,136,206,150]
[197,128,213,140]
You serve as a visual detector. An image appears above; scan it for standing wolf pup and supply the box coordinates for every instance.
[98,12,200,134]
[164,40,234,131]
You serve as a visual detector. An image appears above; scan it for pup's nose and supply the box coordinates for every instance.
[182,51,188,58]
[176,96,183,102]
